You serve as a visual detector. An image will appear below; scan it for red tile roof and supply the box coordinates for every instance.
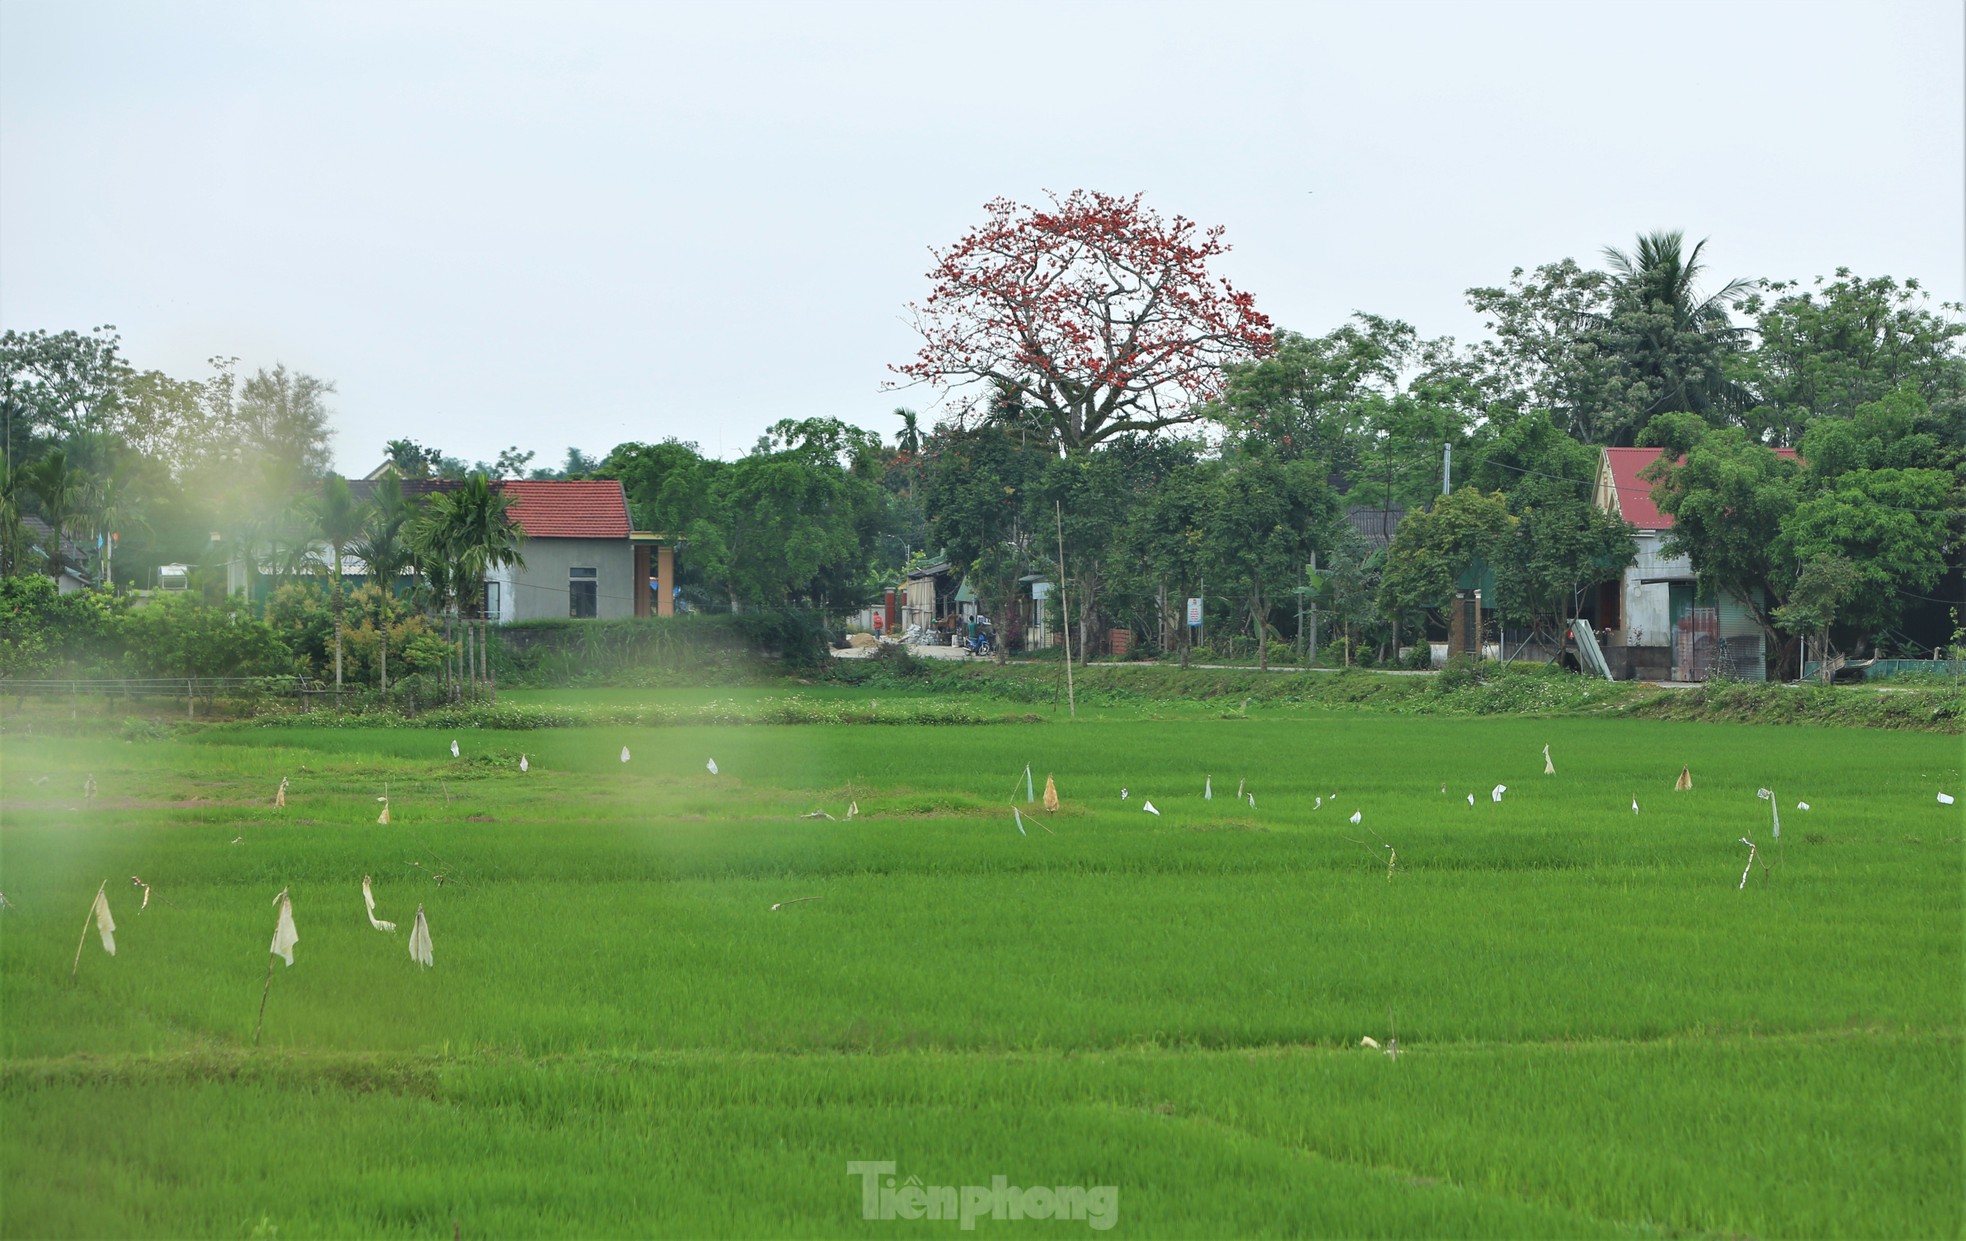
[497,479,632,539]
[1601,446,1800,530]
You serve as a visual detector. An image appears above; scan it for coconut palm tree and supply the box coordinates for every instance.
[1598,230,1759,443]
[892,407,922,457]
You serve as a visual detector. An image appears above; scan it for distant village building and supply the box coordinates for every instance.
[230,476,676,621]
[22,516,95,594]
[1593,447,1798,682]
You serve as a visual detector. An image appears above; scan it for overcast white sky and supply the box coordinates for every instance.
[2,0,1960,475]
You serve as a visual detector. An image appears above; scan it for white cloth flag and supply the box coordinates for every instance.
[1491,784,1507,803]
[270,889,298,966]
[1757,788,1781,838]
[90,886,116,956]
[409,905,433,968]
[1012,807,1027,836]
[1143,801,1160,816]
[620,746,631,763]
[706,758,718,775]
[1349,810,1362,825]
[363,876,396,932]
[519,754,528,773]
[1940,793,1956,806]
[1543,744,1554,775]
[450,739,460,758]
[1204,776,1212,801]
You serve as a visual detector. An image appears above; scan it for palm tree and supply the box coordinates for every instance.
[1599,231,1758,443]
[892,407,924,503]
[892,407,922,457]
[0,450,33,579]
[351,476,419,691]
[414,475,524,701]
[21,448,83,583]
[309,475,366,692]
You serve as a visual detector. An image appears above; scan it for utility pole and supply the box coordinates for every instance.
[1442,441,1452,496]
[1307,552,1319,667]
[1055,501,1075,719]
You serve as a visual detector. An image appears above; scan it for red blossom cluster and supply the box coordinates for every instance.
[892,190,1274,453]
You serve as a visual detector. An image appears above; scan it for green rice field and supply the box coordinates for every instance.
[1,685,1961,1237]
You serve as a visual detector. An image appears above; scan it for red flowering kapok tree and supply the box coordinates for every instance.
[893,190,1275,455]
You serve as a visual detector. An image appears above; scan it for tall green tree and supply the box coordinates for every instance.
[1639,414,1803,669]
[0,450,33,579]
[1217,317,1415,470]
[1120,458,1211,661]
[1740,270,1966,445]
[414,475,524,699]
[233,364,336,494]
[309,476,365,691]
[350,475,420,691]
[1596,231,1757,439]
[1466,234,1756,447]
[596,439,710,539]
[1200,451,1337,669]
[1469,410,1637,637]
[1377,488,1518,634]
[689,426,889,614]
[920,421,1047,662]
[20,447,84,582]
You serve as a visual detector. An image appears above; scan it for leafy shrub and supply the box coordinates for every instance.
[0,575,119,676]
[114,592,294,679]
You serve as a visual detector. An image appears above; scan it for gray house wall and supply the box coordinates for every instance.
[496,537,636,622]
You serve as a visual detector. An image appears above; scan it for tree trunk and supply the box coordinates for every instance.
[1252,588,1268,671]
[481,609,494,701]
[331,564,345,692]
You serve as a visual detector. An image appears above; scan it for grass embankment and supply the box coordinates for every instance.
[1,703,1960,1236]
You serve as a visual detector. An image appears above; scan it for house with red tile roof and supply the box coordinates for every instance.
[482,480,640,622]
[1593,446,1799,682]
[334,476,673,621]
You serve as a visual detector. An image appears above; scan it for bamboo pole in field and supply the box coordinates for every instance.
[71,880,108,979]
[253,952,276,1044]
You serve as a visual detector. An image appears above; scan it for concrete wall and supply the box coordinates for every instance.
[495,537,636,622]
